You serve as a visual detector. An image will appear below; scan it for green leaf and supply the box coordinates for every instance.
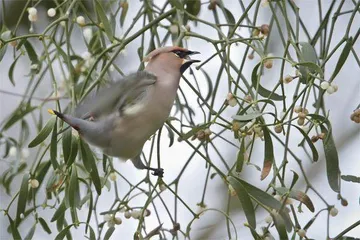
[230,176,293,232]
[89,225,96,240]
[95,0,114,41]
[341,175,360,183]
[292,124,319,162]
[169,0,184,10]
[28,116,56,148]
[8,215,22,240]
[236,137,245,172]
[320,125,340,193]
[2,104,37,131]
[330,37,353,81]
[80,139,101,195]
[24,223,36,240]
[261,126,274,180]
[55,224,74,240]
[24,40,39,66]
[8,55,21,86]
[185,0,201,16]
[16,173,30,224]
[289,170,299,190]
[39,217,52,234]
[299,42,318,63]
[68,167,80,208]
[232,111,266,122]
[200,69,213,103]
[62,128,72,164]
[120,1,128,27]
[50,117,59,169]
[104,227,115,240]
[276,187,315,212]
[228,176,256,229]
[0,44,7,62]
[51,200,67,222]
[79,139,93,172]
[271,211,288,240]
[295,62,323,77]
[165,124,174,147]
[251,63,285,101]
[66,135,79,167]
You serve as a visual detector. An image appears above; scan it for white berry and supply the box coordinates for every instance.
[320,81,330,90]
[47,8,56,17]
[28,14,38,22]
[326,85,335,94]
[109,172,117,181]
[28,7,37,16]
[76,16,86,26]
[29,179,39,188]
[330,207,338,217]
[297,229,306,237]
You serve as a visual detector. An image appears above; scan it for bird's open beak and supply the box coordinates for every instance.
[181,51,201,72]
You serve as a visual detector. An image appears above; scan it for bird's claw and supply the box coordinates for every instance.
[151,168,164,178]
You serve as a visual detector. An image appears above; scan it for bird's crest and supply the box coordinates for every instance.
[143,46,187,62]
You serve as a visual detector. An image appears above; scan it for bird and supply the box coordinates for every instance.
[52,46,200,177]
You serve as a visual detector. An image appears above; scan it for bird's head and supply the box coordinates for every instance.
[143,46,200,73]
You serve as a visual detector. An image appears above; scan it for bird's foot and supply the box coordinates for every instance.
[149,167,164,178]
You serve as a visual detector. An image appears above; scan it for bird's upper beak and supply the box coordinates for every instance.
[182,51,201,64]
[180,51,200,73]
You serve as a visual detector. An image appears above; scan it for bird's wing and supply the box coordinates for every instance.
[75,71,157,119]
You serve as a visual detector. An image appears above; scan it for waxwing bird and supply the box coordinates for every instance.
[53,46,200,177]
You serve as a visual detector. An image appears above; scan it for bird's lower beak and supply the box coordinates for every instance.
[180,52,201,73]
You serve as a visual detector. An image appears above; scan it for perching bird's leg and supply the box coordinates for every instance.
[131,155,164,177]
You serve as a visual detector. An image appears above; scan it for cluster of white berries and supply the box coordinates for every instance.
[294,106,309,126]
[192,128,212,141]
[28,7,38,22]
[9,146,30,161]
[320,81,338,94]
[226,93,237,107]
[122,209,151,220]
[103,214,122,227]
[81,51,95,71]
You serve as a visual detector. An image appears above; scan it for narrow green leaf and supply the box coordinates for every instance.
[251,63,285,101]
[8,215,22,240]
[299,42,318,63]
[261,126,274,180]
[39,217,52,234]
[56,213,65,231]
[331,37,353,81]
[228,176,256,229]
[271,211,288,240]
[341,175,360,183]
[169,0,184,10]
[8,55,21,86]
[231,176,293,231]
[50,117,59,169]
[0,44,7,62]
[62,128,72,164]
[66,135,79,167]
[165,124,174,147]
[89,225,96,240]
[292,124,319,162]
[232,111,266,122]
[104,227,115,240]
[185,0,201,16]
[16,173,30,224]
[90,161,102,195]
[320,125,340,193]
[2,104,37,131]
[28,116,56,148]
[95,0,114,41]
[289,170,299,190]
[24,223,36,240]
[79,139,93,172]
[120,1,128,27]
[68,167,80,208]
[276,187,315,212]
[51,200,67,222]
[236,137,245,172]
[200,69,213,103]
[295,62,323,78]
[55,224,74,240]
[23,40,39,65]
